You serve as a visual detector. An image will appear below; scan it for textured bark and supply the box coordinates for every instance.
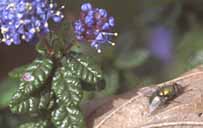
[83,66,203,128]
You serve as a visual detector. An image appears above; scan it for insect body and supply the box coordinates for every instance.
[149,83,184,113]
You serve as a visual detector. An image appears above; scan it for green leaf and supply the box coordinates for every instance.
[187,50,203,69]
[51,57,86,128]
[173,28,203,75]
[67,52,104,85]
[52,66,83,106]
[35,43,47,57]
[115,49,150,69]
[9,58,53,107]
[51,104,85,128]
[96,68,119,96]
[0,79,18,108]
[10,89,54,114]
[123,71,154,89]
[9,65,28,79]
[177,29,203,62]
[19,120,48,128]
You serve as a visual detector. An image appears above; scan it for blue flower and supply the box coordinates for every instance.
[0,0,64,45]
[73,2,118,53]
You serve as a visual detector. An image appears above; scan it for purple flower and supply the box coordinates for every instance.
[73,2,118,53]
[148,25,173,63]
[0,0,64,45]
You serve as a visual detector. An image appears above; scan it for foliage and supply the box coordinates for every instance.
[8,47,104,128]
[19,120,49,128]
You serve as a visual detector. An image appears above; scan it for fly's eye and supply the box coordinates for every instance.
[163,89,170,95]
[159,91,164,96]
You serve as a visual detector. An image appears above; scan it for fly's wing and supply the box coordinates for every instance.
[149,96,163,113]
[136,86,165,114]
[137,86,158,97]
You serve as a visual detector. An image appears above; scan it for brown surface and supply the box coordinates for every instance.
[0,44,36,80]
[84,66,203,128]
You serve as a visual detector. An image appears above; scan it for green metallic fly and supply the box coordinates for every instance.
[149,82,184,113]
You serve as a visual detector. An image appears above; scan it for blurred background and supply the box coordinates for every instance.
[1,0,203,127]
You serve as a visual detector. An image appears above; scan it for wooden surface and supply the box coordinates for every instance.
[83,66,203,128]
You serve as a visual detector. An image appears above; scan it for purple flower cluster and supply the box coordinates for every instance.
[74,3,118,53]
[0,0,64,45]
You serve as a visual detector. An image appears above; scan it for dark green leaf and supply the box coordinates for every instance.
[35,43,47,56]
[52,66,83,106]
[173,29,203,75]
[123,71,154,89]
[115,49,150,69]
[80,79,105,91]
[10,89,54,114]
[66,52,104,85]
[177,29,203,62]
[51,104,85,128]
[187,50,203,69]
[96,69,119,96]
[10,58,53,107]
[19,120,48,128]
